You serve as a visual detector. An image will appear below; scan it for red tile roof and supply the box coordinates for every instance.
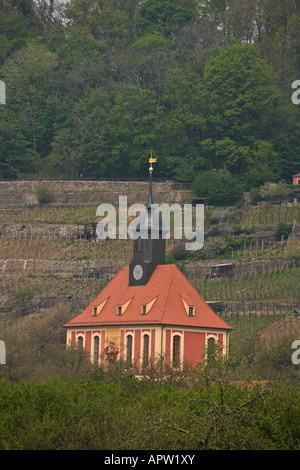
[64,264,232,331]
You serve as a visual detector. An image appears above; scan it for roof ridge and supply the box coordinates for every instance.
[158,264,176,323]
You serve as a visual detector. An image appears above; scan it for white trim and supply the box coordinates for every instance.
[75,333,85,348]
[205,333,219,361]
[124,332,134,365]
[140,331,151,368]
[170,331,184,368]
[91,333,101,365]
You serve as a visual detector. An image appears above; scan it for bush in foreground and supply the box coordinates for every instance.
[0,361,300,450]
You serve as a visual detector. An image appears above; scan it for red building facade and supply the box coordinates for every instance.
[64,264,232,371]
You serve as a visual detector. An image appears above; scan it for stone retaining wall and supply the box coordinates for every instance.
[0,256,297,278]
[0,259,126,276]
[0,180,191,208]
[183,257,299,278]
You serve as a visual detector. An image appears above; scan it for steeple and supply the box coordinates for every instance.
[147,153,156,208]
[129,154,166,286]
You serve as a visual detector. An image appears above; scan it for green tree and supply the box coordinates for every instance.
[134,0,197,39]
[202,42,282,174]
[1,42,57,159]
[130,32,173,104]
[103,85,159,178]
[0,0,42,65]
[159,67,207,181]
[245,140,280,187]
[0,107,37,178]
[192,169,243,205]
[50,24,103,103]
[198,0,228,37]
[48,85,160,179]
[63,0,141,43]
[47,87,111,179]
[225,0,256,42]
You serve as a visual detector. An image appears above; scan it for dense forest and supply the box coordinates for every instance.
[1,0,300,188]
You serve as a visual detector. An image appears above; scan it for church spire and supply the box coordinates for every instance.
[129,153,165,286]
[147,152,157,209]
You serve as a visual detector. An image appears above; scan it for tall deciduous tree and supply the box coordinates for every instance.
[192,169,243,205]
[0,107,37,178]
[134,0,197,39]
[47,87,111,179]
[1,42,57,158]
[202,42,281,174]
[103,85,159,178]
[159,67,207,181]
[130,32,173,104]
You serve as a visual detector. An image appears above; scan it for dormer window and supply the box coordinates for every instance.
[140,296,157,315]
[91,298,109,317]
[188,306,195,317]
[116,298,133,316]
[181,296,195,317]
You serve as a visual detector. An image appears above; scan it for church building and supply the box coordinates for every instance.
[64,158,232,371]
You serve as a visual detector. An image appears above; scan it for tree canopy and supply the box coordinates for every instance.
[0,0,299,188]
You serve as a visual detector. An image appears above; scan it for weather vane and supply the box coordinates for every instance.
[148,152,157,174]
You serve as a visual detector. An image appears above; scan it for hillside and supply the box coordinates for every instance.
[0,180,299,348]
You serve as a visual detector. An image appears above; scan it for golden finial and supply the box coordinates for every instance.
[149,152,157,174]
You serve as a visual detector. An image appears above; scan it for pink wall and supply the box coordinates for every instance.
[70,327,225,369]
[184,331,206,364]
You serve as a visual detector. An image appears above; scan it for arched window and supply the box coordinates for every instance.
[126,334,133,365]
[207,337,216,364]
[93,336,100,365]
[77,336,84,349]
[142,334,150,368]
[172,335,181,368]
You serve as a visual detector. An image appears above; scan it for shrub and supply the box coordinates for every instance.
[275,223,293,241]
[36,185,55,206]
[201,236,227,258]
[258,181,291,200]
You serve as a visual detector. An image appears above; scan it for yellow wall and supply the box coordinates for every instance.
[105,327,121,348]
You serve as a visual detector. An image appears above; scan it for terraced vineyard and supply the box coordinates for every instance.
[192,267,300,302]
[0,194,299,345]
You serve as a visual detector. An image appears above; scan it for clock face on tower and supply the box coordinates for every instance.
[133,264,143,280]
